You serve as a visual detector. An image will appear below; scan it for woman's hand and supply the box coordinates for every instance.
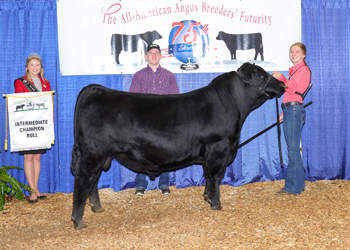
[278,114,283,123]
[272,71,281,79]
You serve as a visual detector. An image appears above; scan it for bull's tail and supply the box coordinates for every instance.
[70,144,81,175]
[71,88,85,175]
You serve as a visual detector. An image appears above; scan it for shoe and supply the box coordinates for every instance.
[37,195,47,200]
[160,187,170,195]
[135,188,145,196]
[275,189,292,196]
[29,199,38,204]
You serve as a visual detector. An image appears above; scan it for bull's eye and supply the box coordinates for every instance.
[255,75,260,78]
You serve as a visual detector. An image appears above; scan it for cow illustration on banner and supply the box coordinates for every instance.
[216,31,264,61]
[110,30,162,64]
[5,92,55,152]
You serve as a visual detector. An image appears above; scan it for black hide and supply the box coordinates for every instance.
[70,62,285,229]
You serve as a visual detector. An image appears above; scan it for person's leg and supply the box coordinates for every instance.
[158,172,169,189]
[159,172,170,195]
[283,106,305,194]
[300,110,306,190]
[33,154,42,196]
[135,173,148,189]
[24,154,37,200]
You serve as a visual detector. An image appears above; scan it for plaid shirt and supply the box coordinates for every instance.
[129,64,179,95]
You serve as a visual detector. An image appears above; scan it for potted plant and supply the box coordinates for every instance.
[0,151,34,211]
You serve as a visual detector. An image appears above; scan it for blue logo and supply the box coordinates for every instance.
[168,20,209,64]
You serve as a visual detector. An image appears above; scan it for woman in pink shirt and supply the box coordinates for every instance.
[272,43,311,196]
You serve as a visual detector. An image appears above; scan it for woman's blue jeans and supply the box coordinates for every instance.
[135,172,169,190]
[283,105,306,194]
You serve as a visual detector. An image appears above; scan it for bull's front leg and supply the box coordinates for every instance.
[203,163,227,210]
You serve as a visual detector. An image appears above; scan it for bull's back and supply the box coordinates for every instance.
[73,83,228,149]
[77,86,216,134]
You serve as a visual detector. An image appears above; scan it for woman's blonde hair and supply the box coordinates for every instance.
[25,53,48,82]
[290,42,307,66]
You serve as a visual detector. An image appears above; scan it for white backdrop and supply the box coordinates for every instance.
[57,0,301,75]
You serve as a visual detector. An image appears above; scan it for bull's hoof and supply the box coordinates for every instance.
[210,204,222,210]
[71,216,87,230]
[203,195,211,204]
[91,206,105,213]
[89,203,104,213]
[75,222,88,230]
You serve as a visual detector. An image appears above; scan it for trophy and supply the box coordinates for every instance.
[180,57,199,70]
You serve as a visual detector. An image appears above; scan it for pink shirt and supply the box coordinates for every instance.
[278,61,311,104]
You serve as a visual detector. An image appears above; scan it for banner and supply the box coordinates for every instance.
[57,0,301,75]
[6,92,55,152]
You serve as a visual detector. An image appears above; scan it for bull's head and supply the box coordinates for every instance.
[237,62,286,98]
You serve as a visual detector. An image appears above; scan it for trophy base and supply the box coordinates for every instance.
[180,57,199,71]
[180,63,199,70]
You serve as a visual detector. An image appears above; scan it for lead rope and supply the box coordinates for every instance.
[275,97,283,168]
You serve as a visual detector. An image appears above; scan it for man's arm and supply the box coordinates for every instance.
[168,73,180,94]
[129,72,141,93]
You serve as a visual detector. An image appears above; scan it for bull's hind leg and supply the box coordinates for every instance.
[71,167,102,229]
[202,163,211,204]
[89,171,105,213]
[71,176,90,230]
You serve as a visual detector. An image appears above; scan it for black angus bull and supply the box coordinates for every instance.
[216,31,264,61]
[70,62,285,229]
[111,30,162,64]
